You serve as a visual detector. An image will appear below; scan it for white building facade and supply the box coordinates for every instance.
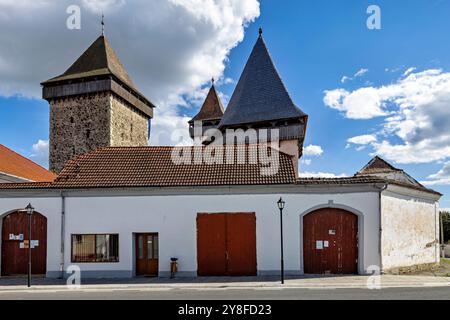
[0,181,440,279]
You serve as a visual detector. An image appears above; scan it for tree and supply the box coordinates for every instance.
[441,211,450,244]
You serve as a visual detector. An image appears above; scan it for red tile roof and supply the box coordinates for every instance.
[0,147,441,196]
[0,145,56,182]
[51,146,296,188]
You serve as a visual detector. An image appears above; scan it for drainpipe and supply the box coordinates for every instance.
[60,191,66,279]
[438,203,443,259]
[378,183,388,274]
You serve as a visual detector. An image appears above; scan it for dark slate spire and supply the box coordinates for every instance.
[219,33,307,128]
[42,35,136,92]
[190,83,224,123]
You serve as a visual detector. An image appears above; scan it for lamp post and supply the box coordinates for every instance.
[277,197,285,284]
[25,203,34,288]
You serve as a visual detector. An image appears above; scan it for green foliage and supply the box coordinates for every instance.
[441,211,450,243]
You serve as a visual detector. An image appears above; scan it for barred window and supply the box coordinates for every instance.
[71,234,119,263]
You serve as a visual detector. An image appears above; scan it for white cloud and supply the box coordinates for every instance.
[323,87,387,119]
[30,139,49,168]
[340,68,369,83]
[347,134,377,145]
[421,161,450,186]
[404,67,416,76]
[325,69,450,164]
[354,68,369,77]
[303,144,324,157]
[299,172,347,178]
[440,208,450,213]
[81,0,126,13]
[300,159,311,166]
[341,76,351,84]
[0,0,260,145]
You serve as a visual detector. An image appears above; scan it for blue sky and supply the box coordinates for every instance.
[0,0,449,208]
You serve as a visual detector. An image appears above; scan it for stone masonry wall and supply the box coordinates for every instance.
[49,92,149,173]
[49,93,111,173]
[110,95,149,147]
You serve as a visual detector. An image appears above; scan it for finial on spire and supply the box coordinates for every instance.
[258,27,263,37]
[211,77,215,85]
[101,14,105,36]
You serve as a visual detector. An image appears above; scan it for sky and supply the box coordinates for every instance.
[0,0,449,210]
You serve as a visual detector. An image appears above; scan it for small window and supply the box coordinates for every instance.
[71,234,119,263]
[86,129,91,139]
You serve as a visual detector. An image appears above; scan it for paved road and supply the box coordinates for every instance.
[0,286,449,300]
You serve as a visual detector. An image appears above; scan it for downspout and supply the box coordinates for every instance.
[60,191,66,279]
[438,203,443,260]
[378,183,388,274]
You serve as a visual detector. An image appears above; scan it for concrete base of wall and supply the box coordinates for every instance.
[383,263,440,275]
[47,270,133,279]
[257,270,303,276]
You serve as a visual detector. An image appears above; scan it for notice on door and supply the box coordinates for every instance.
[316,240,324,250]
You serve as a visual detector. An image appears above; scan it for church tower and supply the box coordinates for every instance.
[42,34,155,173]
[191,29,308,174]
[189,80,225,143]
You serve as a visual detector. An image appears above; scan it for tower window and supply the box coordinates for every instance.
[70,117,74,124]
[86,129,91,139]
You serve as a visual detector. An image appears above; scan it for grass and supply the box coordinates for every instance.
[441,258,450,265]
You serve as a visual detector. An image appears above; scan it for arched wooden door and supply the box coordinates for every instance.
[303,208,358,274]
[1,211,47,276]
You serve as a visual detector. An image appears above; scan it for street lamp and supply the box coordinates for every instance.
[277,197,285,284]
[25,203,34,288]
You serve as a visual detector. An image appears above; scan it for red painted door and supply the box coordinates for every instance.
[197,213,256,276]
[303,208,358,274]
[226,214,257,276]
[1,211,47,276]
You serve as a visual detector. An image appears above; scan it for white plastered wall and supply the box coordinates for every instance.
[381,187,440,271]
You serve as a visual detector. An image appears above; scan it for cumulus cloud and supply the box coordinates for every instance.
[421,161,450,186]
[347,134,377,145]
[299,172,347,178]
[30,139,49,168]
[324,69,450,164]
[303,144,324,157]
[346,134,377,151]
[0,0,260,145]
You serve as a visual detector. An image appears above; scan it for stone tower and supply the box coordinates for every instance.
[42,35,155,173]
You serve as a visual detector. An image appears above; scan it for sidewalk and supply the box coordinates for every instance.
[0,275,449,292]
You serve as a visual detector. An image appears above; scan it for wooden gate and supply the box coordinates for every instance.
[197,213,257,276]
[303,208,358,274]
[1,211,47,276]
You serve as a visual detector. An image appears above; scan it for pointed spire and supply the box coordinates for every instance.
[189,83,224,123]
[219,31,307,128]
[101,13,105,36]
[42,35,135,90]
